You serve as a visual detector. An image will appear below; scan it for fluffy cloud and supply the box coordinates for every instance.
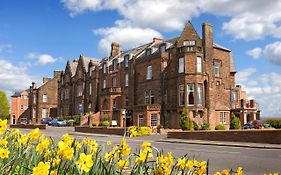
[236,68,281,117]
[0,58,39,97]
[263,41,281,66]
[94,22,162,53]
[27,52,57,65]
[246,47,262,59]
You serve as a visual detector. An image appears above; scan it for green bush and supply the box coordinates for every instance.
[74,116,80,125]
[0,91,9,120]
[230,112,241,129]
[67,120,75,126]
[99,120,110,127]
[215,124,226,130]
[179,108,192,130]
[157,124,163,130]
[200,122,210,130]
[193,121,200,130]
[264,119,281,128]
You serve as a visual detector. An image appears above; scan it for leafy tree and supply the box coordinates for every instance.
[179,108,192,130]
[200,121,210,130]
[230,112,241,129]
[0,91,9,120]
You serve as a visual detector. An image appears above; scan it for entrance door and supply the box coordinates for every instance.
[12,115,16,124]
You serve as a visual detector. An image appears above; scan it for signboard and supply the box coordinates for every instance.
[111,120,117,126]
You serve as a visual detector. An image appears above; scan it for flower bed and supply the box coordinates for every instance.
[0,119,278,175]
[10,124,48,129]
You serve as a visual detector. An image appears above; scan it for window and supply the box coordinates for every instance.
[187,84,195,105]
[20,105,24,110]
[124,55,129,68]
[220,112,227,124]
[33,109,36,119]
[103,79,106,89]
[61,76,64,84]
[89,83,92,95]
[146,65,152,80]
[112,77,117,87]
[214,60,221,77]
[42,108,47,119]
[65,89,69,99]
[21,95,28,99]
[179,84,185,106]
[103,63,107,74]
[112,59,118,71]
[125,74,129,87]
[164,89,167,104]
[125,97,129,107]
[145,91,149,104]
[145,48,152,56]
[183,40,195,46]
[159,44,166,52]
[231,90,237,102]
[150,91,154,104]
[178,57,184,73]
[88,103,92,109]
[138,114,144,126]
[197,84,203,106]
[77,85,83,97]
[151,114,158,126]
[113,99,116,109]
[43,94,47,103]
[89,67,93,77]
[33,94,36,104]
[196,57,202,73]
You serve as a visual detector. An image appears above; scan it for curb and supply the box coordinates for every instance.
[68,132,110,137]
[155,139,281,149]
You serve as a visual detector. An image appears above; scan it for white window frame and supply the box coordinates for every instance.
[42,108,47,119]
[179,84,185,106]
[89,83,92,95]
[220,112,227,124]
[231,90,237,102]
[151,114,158,127]
[103,79,106,89]
[178,57,184,73]
[150,91,154,104]
[124,55,129,68]
[112,59,118,71]
[77,85,83,97]
[42,94,47,103]
[145,91,149,104]
[187,84,195,106]
[197,84,203,106]
[183,40,195,46]
[125,74,129,87]
[196,57,202,73]
[138,114,144,126]
[103,63,107,74]
[159,44,166,52]
[146,65,152,80]
[33,94,36,104]
[214,60,220,77]
[112,77,117,87]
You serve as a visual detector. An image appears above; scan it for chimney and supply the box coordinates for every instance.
[32,82,35,88]
[202,23,213,60]
[54,70,62,79]
[43,77,51,84]
[153,37,164,44]
[110,42,120,58]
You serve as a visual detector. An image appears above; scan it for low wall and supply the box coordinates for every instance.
[10,124,48,129]
[75,126,126,136]
[167,129,281,144]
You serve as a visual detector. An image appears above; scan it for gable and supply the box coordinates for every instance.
[177,21,201,47]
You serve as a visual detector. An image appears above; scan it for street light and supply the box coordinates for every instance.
[121,109,126,135]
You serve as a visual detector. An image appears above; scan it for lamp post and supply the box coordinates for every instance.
[121,109,126,135]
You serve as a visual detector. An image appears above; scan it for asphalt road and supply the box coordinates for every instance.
[18,127,281,174]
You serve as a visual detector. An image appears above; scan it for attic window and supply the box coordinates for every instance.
[145,48,152,56]
[183,40,195,46]
[124,55,129,68]
[112,59,118,71]
[159,44,166,52]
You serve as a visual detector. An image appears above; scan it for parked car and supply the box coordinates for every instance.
[243,123,254,129]
[41,118,52,125]
[50,118,67,127]
[243,120,272,129]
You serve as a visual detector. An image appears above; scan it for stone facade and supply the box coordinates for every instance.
[9,90,29,124]
[57,21,260,129]
[28,70,62,123]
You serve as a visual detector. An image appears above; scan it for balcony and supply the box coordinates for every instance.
[101,87,122,95]
[133,104,161,111]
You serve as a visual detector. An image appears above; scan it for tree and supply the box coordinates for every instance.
[0,91,9,120]
[179,108,192,130]
[230,112,241,129]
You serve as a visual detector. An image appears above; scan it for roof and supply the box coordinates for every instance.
[69,61,78,77]
[213,43,231,52]
[229,52,236,73]
[11,89,29,97]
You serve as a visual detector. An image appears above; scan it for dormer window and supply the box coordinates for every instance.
[183,40,195,46]
[145,48,152,56]
[112,59,118,71]
[159,44,166,52]
[124,55,129,68]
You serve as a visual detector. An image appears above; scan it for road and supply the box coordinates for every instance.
[18,127,281,174]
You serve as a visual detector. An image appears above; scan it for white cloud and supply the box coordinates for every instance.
[0,58,39,97]
[236,68,281,117]
[0,44,12,53]
[27,52,57,65]
[94,22,162,53]
[263,41,281,66]
[246,47,262,59]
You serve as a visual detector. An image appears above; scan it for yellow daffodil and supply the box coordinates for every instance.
[176,158,186,170]
[0,119,7,135]
[186,160,193,169]
[57,141,74,160]
[117,159,129,170]
[0,139,8,147]
[36,138,51,154]
[51,157,61,167]
[31,162,50,175]
[50,170,57,175]
[235,167,243,175]
[28,128,41,142]
[0,148,9,158]
[19,134,29,145]
[76,153,94,173]
[74,141,82,150]
[106,141,112,146]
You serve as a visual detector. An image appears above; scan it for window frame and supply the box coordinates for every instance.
[145,91,150,104]
[178,57,184,73]
[220,112,227,124]
[197,83,203,106]
[112,76,117,87]
[150,114,158,127]
[214,60,221,77]
[179,84,185,106]
[146,65,152,80]
[124,55,129,68]
[150,91,154,104]
[112,59,118,71]
[42,94,47,103]
[138,114,144,126]
[196,56,202,73]
[125,74,129,87]
[187,84,195,106]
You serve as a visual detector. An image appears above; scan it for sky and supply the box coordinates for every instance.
[0,0,281,117]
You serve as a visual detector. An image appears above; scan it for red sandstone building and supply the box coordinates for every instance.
[57,21,260,129]
[10,90,30,124]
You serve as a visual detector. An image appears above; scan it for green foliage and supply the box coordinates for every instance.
[193,121,200,130]
[215,124,226,130]
[230,112,241,129]
[265,119,281,129]
[0,91,9,120]
[99,120,110,127]
[179,108,192,130]
[67,119,75,126]
[74,116,80,125]
[157,124,163,130]
[200,122,210,130]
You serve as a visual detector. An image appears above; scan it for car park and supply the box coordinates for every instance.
[50,118,67,127]
[41,118,52,125]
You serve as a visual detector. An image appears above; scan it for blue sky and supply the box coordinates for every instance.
[1,0,281,117]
